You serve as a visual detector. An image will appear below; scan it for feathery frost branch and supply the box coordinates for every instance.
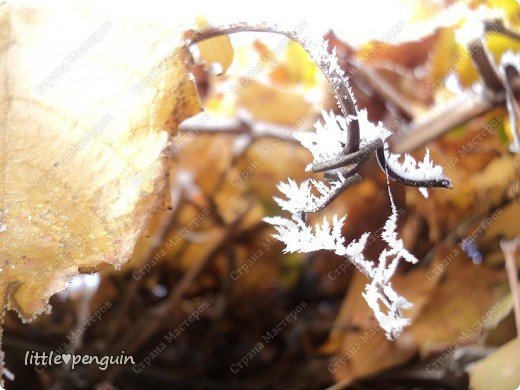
[264,36,449,338]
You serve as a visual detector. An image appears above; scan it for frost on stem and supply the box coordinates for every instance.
[190,23,450,338]
[264,35,451,338]
[264,168,419,338]
[264,107,429,338]
[384,148,449,198]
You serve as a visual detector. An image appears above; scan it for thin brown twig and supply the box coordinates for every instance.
[504,65,520,152]
[500,236,520,337]
[391,31,520,153]
[469,39,505,96]
[179,112,302,144]
[352,59,421,118]
[484,19,520,41]
[187,23,454,190]
[390,78,520,153]
[103,210,180,344]
[186,22,360,154]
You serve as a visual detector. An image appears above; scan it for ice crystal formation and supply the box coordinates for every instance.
[264,38,450,339]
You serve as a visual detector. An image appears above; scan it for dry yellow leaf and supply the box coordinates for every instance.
[487,0,520,25]
[411,249,502,355]
[236,78,311,125]
[427,28,457,90]
[468,338,520,390]
[0,0,200,370]
[270,41,319,88]
[195,17,234,75]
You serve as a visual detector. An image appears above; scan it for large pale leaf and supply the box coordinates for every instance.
[0,0,200,328]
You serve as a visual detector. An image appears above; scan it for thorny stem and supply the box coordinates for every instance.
[500,237,520,338]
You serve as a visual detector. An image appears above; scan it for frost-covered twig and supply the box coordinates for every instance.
[265,106,450,338]
[377,148,452,198]
[189,22,452,338]
[295,108,451,197]
[265,171,418,338]
[186,22,360,154]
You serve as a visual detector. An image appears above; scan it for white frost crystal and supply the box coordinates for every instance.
[385,148,449,198]
[265,39,447,338]
[265,172,418,338]
[294,110,350,168]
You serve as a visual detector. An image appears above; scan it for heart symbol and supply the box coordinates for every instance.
[61,354,71,364]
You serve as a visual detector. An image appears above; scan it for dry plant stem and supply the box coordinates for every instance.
[312,138,383,172]
[392,34,520,153]
[469,40,505,96]
[305,173,362,213]
[186,22,360,154]
[323,165,357,181]
[180,115,300,197]
[390,85,519,153]
[179,115,301,144]
[104,209,182,344]
[352,60,420,118]
[189,23,451,190]
[504,65,520,152]
[500,237,520,337]
[484,19,520,41]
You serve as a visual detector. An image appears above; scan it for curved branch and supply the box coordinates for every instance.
[376,147,452,188]
[186,22,360,153]
[187,23,452,191]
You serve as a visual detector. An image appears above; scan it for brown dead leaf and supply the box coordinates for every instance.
[328,309,416,386]
[355,29,441,70]
[0,0,200,366]
[411,247,503,356]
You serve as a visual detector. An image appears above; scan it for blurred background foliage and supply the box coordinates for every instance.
[4,0,520,388]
